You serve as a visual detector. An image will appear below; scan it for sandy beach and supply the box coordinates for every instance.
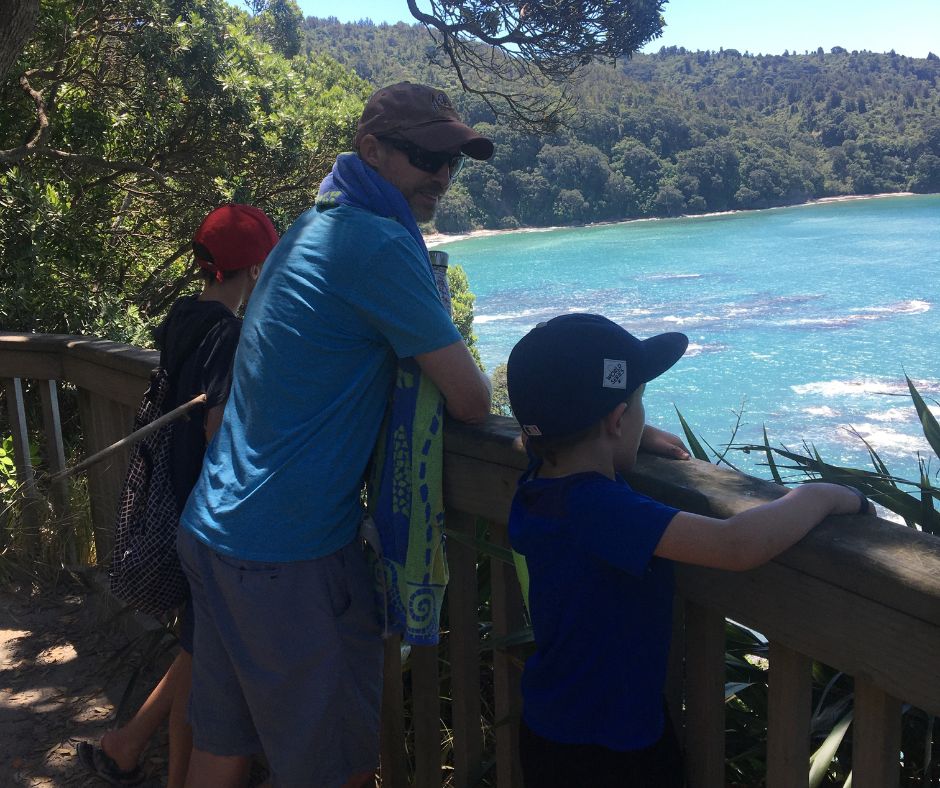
[423,191,916,248]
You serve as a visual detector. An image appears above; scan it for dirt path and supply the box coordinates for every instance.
[0,578,172,787]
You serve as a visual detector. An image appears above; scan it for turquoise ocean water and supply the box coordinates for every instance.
[434,194,940,481]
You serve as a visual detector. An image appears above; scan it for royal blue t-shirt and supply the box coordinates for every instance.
[180,204,461,561]
[509,471,679,751]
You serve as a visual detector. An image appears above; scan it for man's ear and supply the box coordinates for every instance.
[249,263,261,281]
[357,135,382,168]
[604,402,628,436]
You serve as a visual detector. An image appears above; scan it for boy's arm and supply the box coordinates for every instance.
[654,483,867,571]
[638,424,690,460]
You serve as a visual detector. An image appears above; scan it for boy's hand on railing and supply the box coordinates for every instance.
[639,424,691,461]
[803,481,873,516]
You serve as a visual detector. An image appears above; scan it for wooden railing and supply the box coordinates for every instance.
[2,331,939,788]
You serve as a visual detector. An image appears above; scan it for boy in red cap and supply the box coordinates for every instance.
[506,314,872,788]
[78,204,277,787]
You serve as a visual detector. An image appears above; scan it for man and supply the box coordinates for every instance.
[78,204,277,788]
[176,83,493,788]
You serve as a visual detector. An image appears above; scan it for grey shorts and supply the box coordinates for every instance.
[177,528,384,788]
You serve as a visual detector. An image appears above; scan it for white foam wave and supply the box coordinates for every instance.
[804,406,839,417]
[837,423,930,454]
[792,379,910,397]
[644,273,703,281]
[864,408,915,423]
[779,299,930,328]
[474,308,545,325]
[662,314,722,326]
[859,299,931,315]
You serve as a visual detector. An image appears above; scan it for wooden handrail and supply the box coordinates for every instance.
[2,331,939,787]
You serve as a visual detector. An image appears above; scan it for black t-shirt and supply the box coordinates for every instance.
[152,296,241,512]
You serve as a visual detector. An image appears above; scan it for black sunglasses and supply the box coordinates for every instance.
[378,137,466,179]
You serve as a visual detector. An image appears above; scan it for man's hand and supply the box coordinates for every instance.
[639,424,690,460]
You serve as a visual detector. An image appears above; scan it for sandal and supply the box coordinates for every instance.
[76,741,144,786]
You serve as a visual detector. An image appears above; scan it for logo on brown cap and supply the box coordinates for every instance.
[431,92,453,112]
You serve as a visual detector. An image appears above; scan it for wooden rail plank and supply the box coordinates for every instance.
[0,349,61,381]
[412,644,441,788]
[852,676,901,788]
[489,522,524,788]
[767,642,812,788]
[446,510,484,788]
[684,600,726,788]
[676,562,940,716]
[381,636,408,788]
[63,355,150,408]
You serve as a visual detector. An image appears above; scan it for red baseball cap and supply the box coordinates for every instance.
[354,82,494,160]
[193,204,279,282]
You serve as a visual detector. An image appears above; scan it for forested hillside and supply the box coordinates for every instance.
[305,17,940,232]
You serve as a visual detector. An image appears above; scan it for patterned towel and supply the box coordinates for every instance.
[368,358,448,645]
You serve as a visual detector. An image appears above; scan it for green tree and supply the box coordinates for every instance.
[0,0,369,339]
[249,0,304,58]
[446,264,482,368]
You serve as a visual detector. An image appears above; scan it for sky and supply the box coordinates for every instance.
[285,0,940,59]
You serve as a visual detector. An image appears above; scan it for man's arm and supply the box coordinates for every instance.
[415,340,492,424]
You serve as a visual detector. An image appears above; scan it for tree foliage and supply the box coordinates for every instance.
[0,0,369,339]
[400,0,666,128]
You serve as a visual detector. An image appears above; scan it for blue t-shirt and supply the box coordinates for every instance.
[508,471,679,751]
[180,204,461,561]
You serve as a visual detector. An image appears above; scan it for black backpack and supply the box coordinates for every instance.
[108,312,222,616]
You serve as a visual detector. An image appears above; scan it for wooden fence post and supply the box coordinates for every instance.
[412,643,441,788]
[38,379,73,561]
[381,635,408,788]
[3,377,42,557]
[683,601,726,788]
[447,510,484,788]
[767,642,812,788]
[852,675,901,788]
[490,521,524,788]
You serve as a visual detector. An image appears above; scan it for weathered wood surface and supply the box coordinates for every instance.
[446,511,484,788]
[489,521,525,788]
[852,676,901,788]
[683,601,727,788]
[767,643,812,788]
[380,636,407,788]
[3,376,42,553]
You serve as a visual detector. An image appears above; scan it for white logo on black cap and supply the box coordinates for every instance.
[603,359,627,389]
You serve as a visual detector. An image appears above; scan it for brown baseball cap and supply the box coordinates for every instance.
[354,82,494,160]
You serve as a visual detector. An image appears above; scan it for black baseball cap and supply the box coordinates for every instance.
[507,314,688,439]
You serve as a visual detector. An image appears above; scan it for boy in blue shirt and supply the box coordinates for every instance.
[506,313,871,788]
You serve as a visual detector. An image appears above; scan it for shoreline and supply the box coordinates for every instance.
[424,191,918,248]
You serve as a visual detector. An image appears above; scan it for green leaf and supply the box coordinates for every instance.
[444,527,514,565]
[725,681,756,701]
[809,709,852,788]
[761,426,784,484]
[907,375,940,458]
[674,407,711,462]
[483,625,534,652]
